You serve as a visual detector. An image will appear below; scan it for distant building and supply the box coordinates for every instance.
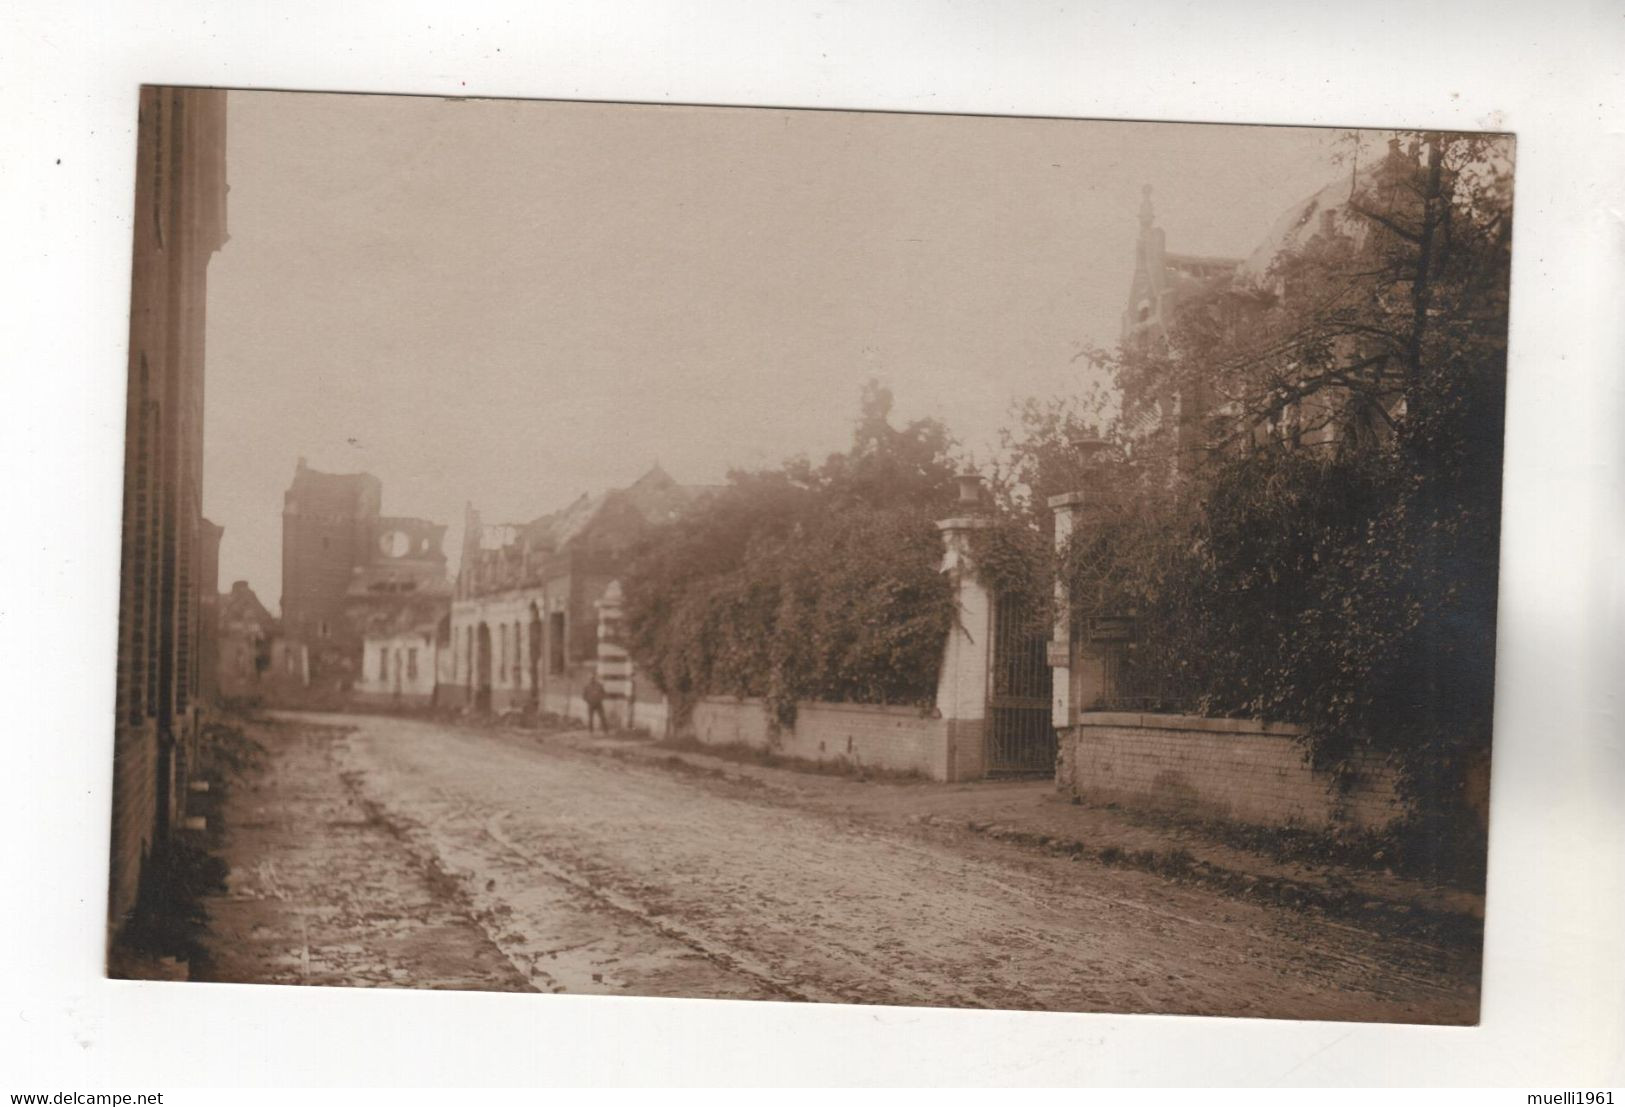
[111,86,228,941]
[346,585,450,710]
[1119,185,1244,460]
[217,580,279,699]
[452,465,709,721]
[278,459,450,704]
[1121,184,1243,350]
[279,460,380,694]
[1123,155,1406,462]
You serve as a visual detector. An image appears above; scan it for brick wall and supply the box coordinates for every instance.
[1057,712,1405,831]
[685,697,953,779]
[111,87,227,942]
[108,721,160,928]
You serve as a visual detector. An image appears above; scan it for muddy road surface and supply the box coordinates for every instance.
[200,713,1478,1023]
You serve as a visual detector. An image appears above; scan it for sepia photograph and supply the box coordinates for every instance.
[103,85,1516,1026]
[10,0,1625,1092]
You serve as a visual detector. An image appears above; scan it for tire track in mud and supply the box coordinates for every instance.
[336,760,784,1002]
[307,712,1479,1021]
[523,738,1469,1006]
[199,720,535,992]
[580,736,1478,985]
[478,809,841,1004]
[336,737,995,1010]
[336,773,552,994]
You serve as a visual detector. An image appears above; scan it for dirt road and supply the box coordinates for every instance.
[201,713,1478,1023]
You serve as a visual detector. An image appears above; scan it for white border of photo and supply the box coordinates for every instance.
[2,0,1621,1089]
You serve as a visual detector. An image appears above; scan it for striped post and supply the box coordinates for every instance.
[595,580,632,727]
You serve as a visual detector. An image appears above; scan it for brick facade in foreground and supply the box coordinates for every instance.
[111,86,228,936]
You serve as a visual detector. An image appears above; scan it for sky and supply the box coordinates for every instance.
[203,90,1349,610]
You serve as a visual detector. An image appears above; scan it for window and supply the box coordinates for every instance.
[378,648,389,682]
[549,611,566,675]
[407,648,418,681]
[318,620,330,639]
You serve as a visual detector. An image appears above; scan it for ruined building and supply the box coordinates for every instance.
[216,580,286,700]
[279,459,450,705]
[452,465,710,722]
[111,86,228,942]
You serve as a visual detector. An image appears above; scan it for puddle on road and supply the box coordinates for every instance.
[372,802,779,1002]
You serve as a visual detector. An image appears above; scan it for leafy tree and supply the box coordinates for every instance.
[1116,131,1512,462]
[1004,132,1510,871]
[623,381,960,726]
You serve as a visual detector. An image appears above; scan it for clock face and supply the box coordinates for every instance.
[379,529,410,558]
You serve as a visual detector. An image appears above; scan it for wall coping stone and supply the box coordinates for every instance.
[935,516,996,531]
[1074,711,1303,737]
[796,700,938,720]
[699,695,935,720]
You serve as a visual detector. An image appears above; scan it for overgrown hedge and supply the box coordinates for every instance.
[1013,134,1509,882]
[623,383,961,728]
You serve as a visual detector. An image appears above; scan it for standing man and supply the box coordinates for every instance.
[583,674,609,733]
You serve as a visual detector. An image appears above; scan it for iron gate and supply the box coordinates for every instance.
[986,591,1055,774]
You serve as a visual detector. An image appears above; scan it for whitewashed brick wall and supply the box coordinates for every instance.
[687,697,952,779]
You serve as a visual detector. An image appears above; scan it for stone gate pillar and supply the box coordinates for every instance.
[1048,454,1124,724]
[595,580,632,728]
[934,475,995,782]
[1047,491,1086,730]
